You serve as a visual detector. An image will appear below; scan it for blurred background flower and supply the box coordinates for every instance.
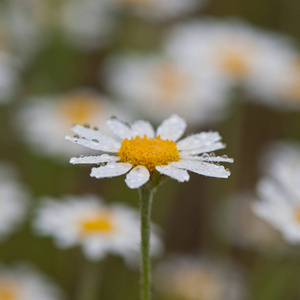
[0,263,64,300]
[154,256,245,300]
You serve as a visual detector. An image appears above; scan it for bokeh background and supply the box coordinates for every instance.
[1,0,300,299]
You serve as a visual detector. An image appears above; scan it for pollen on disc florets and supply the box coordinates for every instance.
[119,135,180,171]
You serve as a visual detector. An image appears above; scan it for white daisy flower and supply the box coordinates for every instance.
[18,90,128,159]
[154,256,245,300]
[60,0,115,50]
[112,0,207,21]
[104,54,230,125]
[165,19,296,96]
[0,163,29,241]
[33,195,162,263]
[0,264,63,300]
[65,114,233,189]
[252,142,300,244]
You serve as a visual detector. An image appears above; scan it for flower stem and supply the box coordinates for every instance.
[139,185,154,300]
[77,259,102,300]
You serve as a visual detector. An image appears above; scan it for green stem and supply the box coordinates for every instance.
[77,259,102,300]
[139,186,154,300]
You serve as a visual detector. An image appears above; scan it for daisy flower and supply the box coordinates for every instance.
[154,256,245,300]
[103,54,230,125]
[18,89,128,159]
[0,264,63,300]
[252,142,300,244]
[65,115,233,189]
[0,163,29,241]
[33,195,162,263]
[164,19,296,96]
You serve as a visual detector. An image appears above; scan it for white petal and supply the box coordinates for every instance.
[177,132,225,154]
[181,154,234,163]
[65,135,120,152]
[90,162,132,178]
[156,165,190,182]
[156,115,186,141]
[125,166,150,189]
[71,125,103,140]
[70,154,119,164]
[131,120,155,138]
[172,159,231,178]
[107,118,135,139]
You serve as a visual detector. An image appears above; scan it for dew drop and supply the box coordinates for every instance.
[84,123,90,128]
[92,139,99,143]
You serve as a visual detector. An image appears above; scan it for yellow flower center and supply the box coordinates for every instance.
[59,94,102,125]
[80,212,114,235]
[154,63,189,103]
[285,60,300,102]
[295,208,300,223]
[221,51,248,76]
[119,135,180,171]
[0,284,17,300]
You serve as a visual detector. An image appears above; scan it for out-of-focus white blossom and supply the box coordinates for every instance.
[104,54,230,125]
[253,142,300,244]
[164,19,297,100]
[154,256,245,300]
[0,264,64,300]
[0,163,29,241]
[18,90,127,159]
[33,195,162,263]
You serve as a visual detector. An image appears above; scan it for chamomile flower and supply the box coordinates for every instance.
[65,115,233,189]
[104,54,229,125]
[0,264,63,300]
[18,90,127,159]
[154,256,245,300]
[112,0,207,21]
[252,142,300,244]
[0,163,29,241]
[165,19,296,96]
[33,195,162,262]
